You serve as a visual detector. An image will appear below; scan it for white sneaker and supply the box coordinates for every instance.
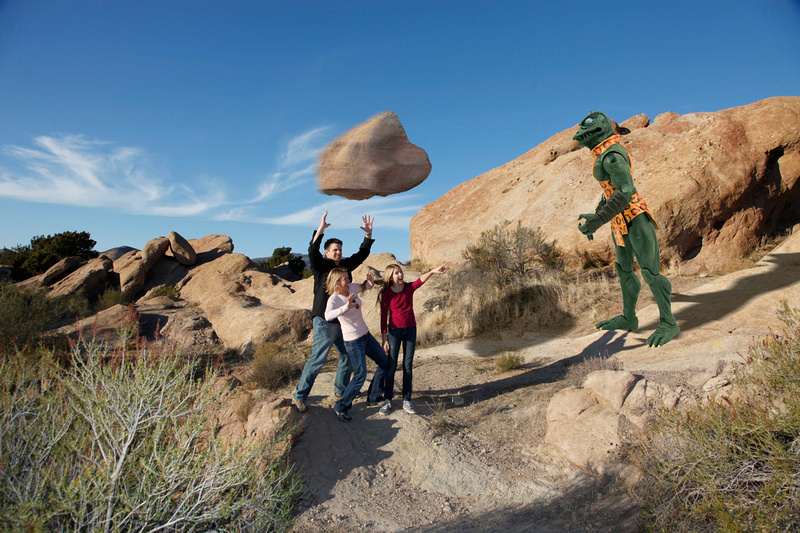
[379,399,392,415]
[402,400,417,414]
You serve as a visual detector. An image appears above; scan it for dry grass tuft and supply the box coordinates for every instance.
[248,342,304,391]
[563,355,621,388]
[496,351,524,372]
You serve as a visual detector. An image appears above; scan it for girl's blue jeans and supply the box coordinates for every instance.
[336,332,389,413]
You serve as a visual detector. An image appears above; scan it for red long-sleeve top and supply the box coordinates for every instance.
[380,278,424,334]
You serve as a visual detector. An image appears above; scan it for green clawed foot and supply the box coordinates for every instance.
[646,322,680,347]
[595,315,639,331]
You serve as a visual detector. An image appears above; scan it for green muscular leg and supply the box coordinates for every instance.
[641,268,679,347]
[596,261,640,331]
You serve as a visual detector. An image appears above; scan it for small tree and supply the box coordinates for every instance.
[463,220,562,286]
[12,231,98,280]
[260,246,305,277]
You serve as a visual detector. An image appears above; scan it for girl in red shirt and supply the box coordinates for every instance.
[376,263,446,414]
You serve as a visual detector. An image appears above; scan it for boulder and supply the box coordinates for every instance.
[41,256,82,286]
[179,254,311,354]
[188,234,234,254]
[319,111,432,200]
[48,255,113,299]
[113,236,170,295]
[135,295,222,356]
[410,97,800,273]
[545,386,628,474]
[168,231,197,266]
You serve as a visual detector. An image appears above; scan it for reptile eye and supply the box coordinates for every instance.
[583,117,594,125]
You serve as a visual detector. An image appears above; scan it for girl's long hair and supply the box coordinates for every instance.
[326,267,349,295]
[376,263,403,305]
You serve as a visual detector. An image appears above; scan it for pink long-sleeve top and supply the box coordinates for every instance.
[325,282,369,342]
[380,278,424,334]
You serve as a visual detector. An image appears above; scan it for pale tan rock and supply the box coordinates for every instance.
[41,256,82,286]
[188,234,234,254]
[620,114,650,131]
[114,236,170,295]
[168,231,197,266]
[48,256,112,299]
[545,387,626,472]
[410,97,800,273]
[51,303,136,350]
[135,296,221,354]
[180,254,310,354]
[319,111,432,200]
[582,370,638,411]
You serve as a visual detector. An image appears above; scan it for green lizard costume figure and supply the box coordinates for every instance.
[574,111,679,347]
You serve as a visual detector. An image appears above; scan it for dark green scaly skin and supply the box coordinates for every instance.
[573,111,679,347]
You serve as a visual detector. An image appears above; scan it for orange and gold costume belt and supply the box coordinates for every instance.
[593,135,658,247]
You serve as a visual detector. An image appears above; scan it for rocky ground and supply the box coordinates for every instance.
[280,237,800,532]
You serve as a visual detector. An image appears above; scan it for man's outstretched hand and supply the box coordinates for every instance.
[360,215,374,238]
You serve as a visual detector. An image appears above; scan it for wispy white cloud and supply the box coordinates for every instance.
[251,126,331,202]
[0,135,225,216]
[216,195,423,230]
[0,127,426,232]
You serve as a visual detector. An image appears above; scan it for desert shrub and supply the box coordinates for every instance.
[11,230,98,280]
[0,339,300,531]
[145,284,181,299]
[248,343,303,391]
[632,302,800,532]
[496,351,524,372]
[98,288,130,310]
[463,220,562,287]
[0,283,90,354]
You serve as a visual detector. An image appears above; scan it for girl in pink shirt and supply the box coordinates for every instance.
[325,267,389,422]
[376,263,446,414]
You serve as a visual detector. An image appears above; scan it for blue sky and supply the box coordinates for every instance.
[1,1,799,262]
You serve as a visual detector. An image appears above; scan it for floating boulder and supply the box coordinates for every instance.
[319,111,432,200]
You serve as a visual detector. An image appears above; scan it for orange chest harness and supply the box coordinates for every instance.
[592,135,657,246]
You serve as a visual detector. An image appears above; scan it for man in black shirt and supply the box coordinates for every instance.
[292,211,375,412]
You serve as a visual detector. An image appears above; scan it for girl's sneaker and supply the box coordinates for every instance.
[379,399,392,415]
[402,400,417,414]
[334,409,352,422]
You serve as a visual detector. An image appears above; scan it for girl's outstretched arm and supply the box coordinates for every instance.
[418,263,447,285]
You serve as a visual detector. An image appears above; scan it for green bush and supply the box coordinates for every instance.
[259,247,305,278]
[144,284,181,299]
[0,283,90,354]
[97,288,130,310]
[11,231,99,280]
[0,340,300,531]
[632,302,800,532]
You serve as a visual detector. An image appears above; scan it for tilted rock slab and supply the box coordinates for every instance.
[48,255,113,299]
[319,111,432,200]
[168,231,197,266]
[113,236,170,295]
[41,256,83,286]
[410,97,800,273]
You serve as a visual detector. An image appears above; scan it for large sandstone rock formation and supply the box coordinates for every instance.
[410,97,800,274]
[319,111,432,200]
[114,236,170,295]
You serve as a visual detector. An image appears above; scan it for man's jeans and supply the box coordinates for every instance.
[336,332,389,413]
[293,317,353,402]
[386,326,416,401]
